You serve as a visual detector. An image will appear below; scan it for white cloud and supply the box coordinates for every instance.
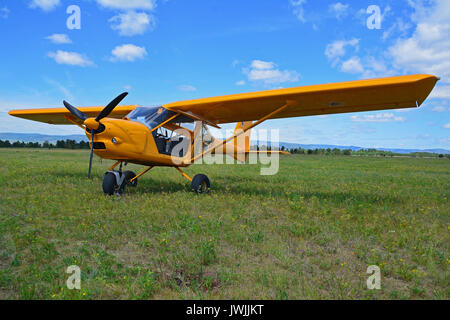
[96,0,156,10]
[325,39,389,76]
[432,106,446,112]
[29,0,60,12]
[383,18,412,41]
[381,5,392,24]
[340,56,364,74]
[110,44,147,62]
[351,113,405,123]
[444,123,450,129]
[360,56,398,79]
[44,78,74,101]
[235,80,246,86]
[178,85,197,92]
[250,60,275,70]
[329,2,349,20]
[243,60,299,85]
[325,39,398,78]
[0,7,10,19]
[325,38,359,62]
[109,11,155,36]
[48,51,94,67]
[290,0,307,23]
[430,85,450,99]
[45,34,72,44]
[354,8,367,26]
[365,56,388,73]
[388,0,450,83]
[327,1,450,83]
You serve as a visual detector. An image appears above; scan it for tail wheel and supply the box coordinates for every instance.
[191,174,210,194]
[123,171,137,187]
[103,172,119,195]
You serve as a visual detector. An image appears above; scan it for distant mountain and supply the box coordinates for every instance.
[252,141,450,155]
[0,133,88,144]
[1,132,449,154]
[376,147,450,155]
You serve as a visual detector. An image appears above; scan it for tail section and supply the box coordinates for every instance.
[225,121,253,162]
[192,121,253,162]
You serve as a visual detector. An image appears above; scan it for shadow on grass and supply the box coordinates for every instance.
[48,168,405,205]
[128,179,188,194]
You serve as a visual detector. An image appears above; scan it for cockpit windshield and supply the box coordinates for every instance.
[126,106,193,157]
[126,106,177,130]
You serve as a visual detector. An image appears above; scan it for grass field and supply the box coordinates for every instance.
[0,148,448,300]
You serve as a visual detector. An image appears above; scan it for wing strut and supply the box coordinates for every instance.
[191,100,296,162]
[151,113,180,133]
[129,166,154,183]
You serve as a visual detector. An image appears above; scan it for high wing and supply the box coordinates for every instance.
[164,74,438,124]
[8,105,138,125]
[8,75,438,126]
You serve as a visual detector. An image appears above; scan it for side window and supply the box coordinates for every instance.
[152,124,191,157]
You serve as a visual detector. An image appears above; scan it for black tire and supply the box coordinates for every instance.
[191,174,210,194]
[123,171,137,188]
[103,172,118,195]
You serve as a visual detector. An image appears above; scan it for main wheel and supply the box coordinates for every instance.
[191,174,210,194]
[123,171,137,187]
[103,172,119,195]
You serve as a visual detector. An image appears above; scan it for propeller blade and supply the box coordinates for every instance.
[88,129,94,178]
[63,100,88,121]
[95,92,128,122]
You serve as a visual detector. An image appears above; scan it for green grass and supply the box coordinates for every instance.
[0,148,448,300]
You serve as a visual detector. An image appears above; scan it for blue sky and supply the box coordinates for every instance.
[0,0,449,149]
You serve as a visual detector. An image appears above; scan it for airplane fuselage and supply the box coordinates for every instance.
[87,118,191,167]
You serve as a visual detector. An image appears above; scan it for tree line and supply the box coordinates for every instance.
[286,147,353,156]
[0,139,90,149]
[1,139,448,158]
[285,147,448,158]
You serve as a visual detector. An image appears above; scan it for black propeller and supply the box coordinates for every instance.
[62,92,129,178]
[63,100,88,121]
[88,129,95,178]
[96,92,128,121]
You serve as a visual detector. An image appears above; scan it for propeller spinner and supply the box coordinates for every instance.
[62,92,128,178]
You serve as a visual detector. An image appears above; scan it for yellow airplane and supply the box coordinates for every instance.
[9,74,438,195]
